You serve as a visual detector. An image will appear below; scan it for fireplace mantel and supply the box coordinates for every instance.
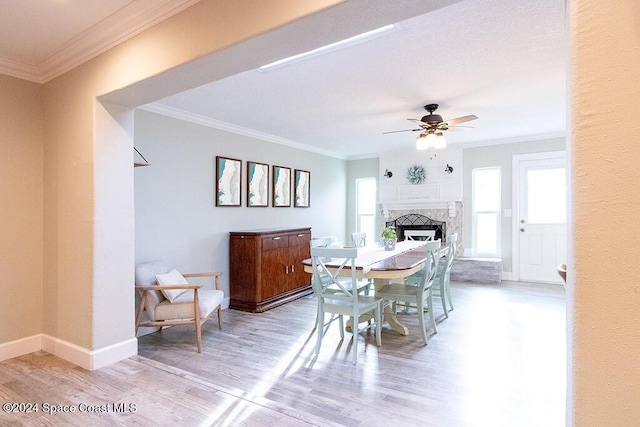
[381,200,458,218]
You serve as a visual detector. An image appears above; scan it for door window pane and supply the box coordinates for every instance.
[527,168,566,224]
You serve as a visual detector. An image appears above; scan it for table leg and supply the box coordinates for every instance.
[383,303,409,335]
[376,276,409,335]
[345,278,409,336]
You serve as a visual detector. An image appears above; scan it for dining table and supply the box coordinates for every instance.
[302,240,448,336]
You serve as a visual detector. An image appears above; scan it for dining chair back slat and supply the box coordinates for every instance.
[310,246,383,364]
[405,230,436,241]
[435,233,458,316]
[351,232,367,247]
[376,240,441,344]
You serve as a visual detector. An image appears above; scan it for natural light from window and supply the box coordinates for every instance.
[472,167,501,256]
[356,178,376,243]
[527,168,566,224]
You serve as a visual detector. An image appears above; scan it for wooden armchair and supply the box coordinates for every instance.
[135,261,223,353]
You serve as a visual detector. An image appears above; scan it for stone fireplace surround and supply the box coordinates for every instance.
[377,202,464,257]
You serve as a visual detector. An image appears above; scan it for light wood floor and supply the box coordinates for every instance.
[0,281,566,426]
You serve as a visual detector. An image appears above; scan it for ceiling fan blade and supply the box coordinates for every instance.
[382,128,422,134]
[445,126,476,132]
[440,125,475,132]
[443,114,478,126]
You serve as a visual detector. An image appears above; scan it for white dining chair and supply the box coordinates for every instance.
[405,229,436,241]
[376,240,440,344]
[351,232,367,247]
[310,236,371,329]
[434,233,457,317]
[310,246,383,365]
[310,235,339,248]
[350,232,373,294]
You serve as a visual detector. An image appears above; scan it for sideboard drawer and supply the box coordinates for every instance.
[262,234,289,251]
[289,232,310,247]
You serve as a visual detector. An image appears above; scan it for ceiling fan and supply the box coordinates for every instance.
[383,103,478,135]
[383,103,478,155]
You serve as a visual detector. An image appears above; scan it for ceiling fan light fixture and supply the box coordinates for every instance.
[434,132,447,149]
[416,133,429,150]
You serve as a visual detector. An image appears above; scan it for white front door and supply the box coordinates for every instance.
[515,152,567,283]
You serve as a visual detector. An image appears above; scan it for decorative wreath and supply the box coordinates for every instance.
[406,165,426,184]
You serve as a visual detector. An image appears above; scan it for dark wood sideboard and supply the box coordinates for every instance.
[229,227,312,312]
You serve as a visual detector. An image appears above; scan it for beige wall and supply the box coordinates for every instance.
[569,0,640,424]
[0,74,43,343]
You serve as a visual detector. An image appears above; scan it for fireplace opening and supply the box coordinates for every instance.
[386,214,446,242]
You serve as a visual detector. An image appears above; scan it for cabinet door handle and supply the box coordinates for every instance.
[297,234,304,237]
[286,265,289,274]
[291,264,295,273]
[273,236,282,240]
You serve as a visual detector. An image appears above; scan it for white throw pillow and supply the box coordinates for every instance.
[155,269,189,302]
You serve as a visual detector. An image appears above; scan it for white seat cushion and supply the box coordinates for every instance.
[153,289,224,321]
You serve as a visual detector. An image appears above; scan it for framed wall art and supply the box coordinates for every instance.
[215,156,242,207]
[294,169,310,208]
[272,165,291,207]
[247,161,269,207]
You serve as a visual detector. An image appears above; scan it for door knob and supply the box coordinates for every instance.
[520,228,525,232]
[520,219,526,224]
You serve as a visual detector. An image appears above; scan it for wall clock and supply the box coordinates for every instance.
[407,165,426,184]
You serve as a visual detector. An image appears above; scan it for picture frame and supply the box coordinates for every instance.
[247,161,269,207]
[294,169,311,208]
[272,165,291,207]
[215,156,242,207]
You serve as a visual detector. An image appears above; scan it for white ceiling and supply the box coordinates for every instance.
[0,0,566,159]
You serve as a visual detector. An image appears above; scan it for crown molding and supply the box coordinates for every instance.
[0,56,41,83]
[140,102,348,160]
[453,131,566,148]
[0,0,201,83]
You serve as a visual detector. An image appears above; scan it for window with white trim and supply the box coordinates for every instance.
[356,178,377,243]
[472,167,501,256]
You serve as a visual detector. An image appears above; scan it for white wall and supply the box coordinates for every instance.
[462,137,565,272]
[378,147,462,203]
[134,109,347,296]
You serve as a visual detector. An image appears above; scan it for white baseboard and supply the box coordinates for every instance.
[0,334,43,362]
[42,335,137,371]
[502,271,513,281]
[0,334,137,371]
[222,296,230,310]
